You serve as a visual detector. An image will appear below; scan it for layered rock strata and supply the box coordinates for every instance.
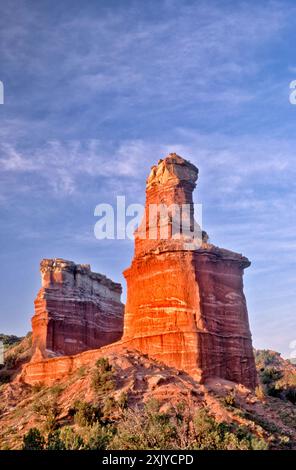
[123,154,257,388]
[31,259,124,359]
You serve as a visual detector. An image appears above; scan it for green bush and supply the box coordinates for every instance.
[46,430,66,450]
[192,409,267,450]
[223,391,236,407]
[23,426,85,450]
[23,402,269,451]
[83,422,113,450]
[255,350,280,367]
[91,358,115,393]
[22,428,45,450]
[4,353,17,369]
[32,398,61,432]
[261,367,283,385]
[59,426,85,450]
[73,400,102,427]
[108,402,268,450]
[109,400,177,450]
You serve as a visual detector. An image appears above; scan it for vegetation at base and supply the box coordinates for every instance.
[18,354,295,451]
[24,397,268,451]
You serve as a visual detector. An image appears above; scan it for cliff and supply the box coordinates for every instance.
[31,259,124,359]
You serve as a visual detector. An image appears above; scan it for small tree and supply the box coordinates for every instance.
[32,397,61,432]
[91,358,115,393]
[46,430,66,450]
[22,428,45,450]
[59,426,85,450]
[73,400,102,427]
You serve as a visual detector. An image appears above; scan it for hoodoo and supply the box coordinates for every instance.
[123,154,257,389]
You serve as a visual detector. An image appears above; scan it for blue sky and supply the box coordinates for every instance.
[0,0,295,358]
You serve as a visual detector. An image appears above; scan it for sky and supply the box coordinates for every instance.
[0,0,295,358]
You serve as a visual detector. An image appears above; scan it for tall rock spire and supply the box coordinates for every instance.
[135,153,201,256]
[123,154,257,389]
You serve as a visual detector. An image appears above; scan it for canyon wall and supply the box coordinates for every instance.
[123,154,257,388]
[31,259,124,359]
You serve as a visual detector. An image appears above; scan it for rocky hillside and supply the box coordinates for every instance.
[0,334,24,348]
[0,333,32,385]
[255,350,296,404]
[0,346,295,450]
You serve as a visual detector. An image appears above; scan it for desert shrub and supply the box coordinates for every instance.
[97,357,111,369]
[117,391,128,410]
[261,367,283,385]
[73,400,102,427]
[59,426,85,450]
[223,391,236,407]
[83,422,113,450]
[46,430,66,450]
[109,402,268,451]
[32,398,61,432]
[102,396,119,420]
[23,426,88,451]
[109,400,177,450]
[91,358,115,393]
[242,410,280,434]
[255,350,280,367]
[22,428,45,450]
[4,352,18,369]
[192,409,267,450]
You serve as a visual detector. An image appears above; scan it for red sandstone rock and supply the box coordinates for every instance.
[31,259,124,359]
[123,153,257,389]
[22,153,257,390]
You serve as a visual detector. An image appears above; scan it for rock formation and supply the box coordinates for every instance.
[21,154,256,390]
[123,153,257,389]
[31,259,124,359]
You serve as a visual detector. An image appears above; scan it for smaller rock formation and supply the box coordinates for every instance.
[31,259,124,359]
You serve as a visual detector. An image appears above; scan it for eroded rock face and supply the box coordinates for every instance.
[31,259,124,359]
[123,153,257,389]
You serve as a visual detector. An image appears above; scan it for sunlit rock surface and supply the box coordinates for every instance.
[123,154,256,389]
[31,258,124,360]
